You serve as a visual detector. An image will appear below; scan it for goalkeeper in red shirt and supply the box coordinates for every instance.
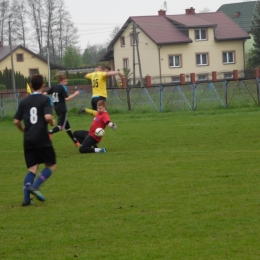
[74,100,116,153]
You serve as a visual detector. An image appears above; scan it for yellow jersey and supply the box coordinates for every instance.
[85,71,108,98]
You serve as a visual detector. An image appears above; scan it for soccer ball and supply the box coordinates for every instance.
[95,127,105,137]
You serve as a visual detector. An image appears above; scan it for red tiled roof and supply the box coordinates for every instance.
[130,16,192,44]
[197,12,250,40]
[166,14,216,27]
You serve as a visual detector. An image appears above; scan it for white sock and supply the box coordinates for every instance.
[94,148,102,152]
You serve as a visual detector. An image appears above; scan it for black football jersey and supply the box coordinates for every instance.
[47,84,68,114]
[14,93,53,148]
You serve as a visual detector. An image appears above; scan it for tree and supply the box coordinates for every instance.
[246,1,260,67]
[62,45,82,68]
[9,1,30,48]
[0,0,9,43]
[82,43,106,66]
[198,7,210,13]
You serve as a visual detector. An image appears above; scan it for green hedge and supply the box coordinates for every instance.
[0,84,6,90]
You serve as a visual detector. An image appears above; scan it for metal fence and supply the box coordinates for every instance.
[1,78,260,117]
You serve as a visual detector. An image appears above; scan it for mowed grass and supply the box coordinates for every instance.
[1,108,260,260]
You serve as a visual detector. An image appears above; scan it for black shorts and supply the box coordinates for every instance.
[91,96,106,110]
[24,146,56,168]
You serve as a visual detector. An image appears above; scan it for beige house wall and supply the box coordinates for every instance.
[113,23,246,84]
[0,47,48,78]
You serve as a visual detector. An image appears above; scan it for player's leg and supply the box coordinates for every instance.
[22,149,38,206]
[49,113,63,135]
[78,105,97,117]
[28,147,56,202]
[79,135,105,153]
[73,130,88,144]
[64,119,80,146]
[79,135,98,153]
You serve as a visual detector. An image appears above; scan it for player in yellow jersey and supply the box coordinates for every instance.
[81,65,124,116]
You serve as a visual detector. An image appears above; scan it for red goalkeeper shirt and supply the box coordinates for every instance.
[89,111,110,142]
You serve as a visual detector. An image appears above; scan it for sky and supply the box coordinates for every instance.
[63,0,248,50]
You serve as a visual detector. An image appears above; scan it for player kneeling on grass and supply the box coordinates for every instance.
[14,74,57,206]
[75,100,116,153]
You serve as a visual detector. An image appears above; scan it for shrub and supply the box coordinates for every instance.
[0,84,6,90]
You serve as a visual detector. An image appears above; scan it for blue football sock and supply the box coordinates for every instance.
[23,171,35,201]
[33,168,52,189]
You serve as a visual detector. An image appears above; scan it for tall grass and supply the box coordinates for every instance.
[1,108,260,259]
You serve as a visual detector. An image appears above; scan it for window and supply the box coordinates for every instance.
[223,51,235,64]
[123,58,129,68]
[172,76,180,83]
[16,53,24,62]
[195,29,207,40]
[29,69,39,77]
[198,74,208,81]
[120,37,125,47]
[130,33,138,46]
[169,55,181,68]
[196,53,208,66]
[224,73,233,79]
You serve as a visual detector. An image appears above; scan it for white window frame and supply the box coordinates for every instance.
[198,74,208,81]
[223,51,235,64]
[169,55,181,68]
[123,58,129,68]
[196,53,208,66]
[120,37,125,47]
[195,29,207,41]
[172,76,180,83]
[224,73,233,79]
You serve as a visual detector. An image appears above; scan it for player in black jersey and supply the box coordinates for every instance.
[14,74,57,206]
[44,74,80,146]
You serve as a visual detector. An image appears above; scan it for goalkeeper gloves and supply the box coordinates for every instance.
[111,123,117,130]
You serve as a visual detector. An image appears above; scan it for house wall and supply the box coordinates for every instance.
[0,47,49,78]
[113,24,246,84]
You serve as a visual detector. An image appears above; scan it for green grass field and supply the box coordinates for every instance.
[1,108,260,259]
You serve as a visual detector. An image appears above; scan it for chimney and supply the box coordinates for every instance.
[0,41,2,47]
[185,7,195,14]
[158,9,166,16]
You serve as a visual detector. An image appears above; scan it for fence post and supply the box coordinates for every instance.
[212,71,217,82]
[192,84,197,110]
[224,80,228,108]
[190,73,195,84]
[145,75,152,87]
[255,68,260,105]
[122,77,127,88]
[159,85,163,112]
[233,70,238,81]
[180,74,185,85]
[126,87,131,111]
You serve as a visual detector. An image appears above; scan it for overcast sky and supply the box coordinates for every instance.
[63,0,249,50]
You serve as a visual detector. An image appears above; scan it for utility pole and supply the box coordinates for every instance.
[47,47,51,88]
[132,23,136,86]
[136,31,144,87]
[9,16,16,92]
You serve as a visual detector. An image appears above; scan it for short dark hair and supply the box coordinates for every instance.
[58,74,67,82]
[97,100,106,107]
[30,74,44,91]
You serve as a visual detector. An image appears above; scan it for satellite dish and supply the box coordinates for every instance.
[163,1,167,12]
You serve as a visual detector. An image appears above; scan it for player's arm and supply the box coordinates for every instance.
[14,119,24,132]
[105,71,124,78]
[65,90,80,101]
[107,121,117,130]
[45,114,55,126]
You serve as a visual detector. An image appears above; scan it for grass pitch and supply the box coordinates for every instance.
[1,108,260,259]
